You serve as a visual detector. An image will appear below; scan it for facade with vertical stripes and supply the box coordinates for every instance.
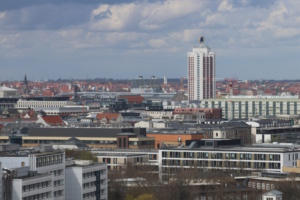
[188,39,215,100]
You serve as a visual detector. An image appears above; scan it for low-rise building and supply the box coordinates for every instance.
[159,141,300,177]
[96,153,149,171]
[22,127,155,149]
[0,86,19,98]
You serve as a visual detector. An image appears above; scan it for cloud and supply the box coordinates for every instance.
[218,0,234,11]
[0,0,300,80]
[148,38,166,48]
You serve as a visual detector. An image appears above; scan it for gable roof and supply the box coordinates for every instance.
[41,115,65,126]
[97,113,120,121]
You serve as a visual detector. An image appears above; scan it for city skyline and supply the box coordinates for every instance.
[0,0,300,80]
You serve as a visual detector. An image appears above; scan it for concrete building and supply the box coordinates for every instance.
[246,119,293,144]
[4,167,53,200]
[91,149,159,167]
[144,111,173,120]
[96,153,149,171]
[202,96,300,119]
[65,160,107,200]
[134,121,166,129]
[159,141,300,176]
[0,86,19,98]
[16,97,69,109]
[188,36,215,100]
[0,145,65,200]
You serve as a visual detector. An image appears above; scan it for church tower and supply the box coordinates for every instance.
[23,74,30,95]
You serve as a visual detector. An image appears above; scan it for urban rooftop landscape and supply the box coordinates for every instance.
[1,0,300,200]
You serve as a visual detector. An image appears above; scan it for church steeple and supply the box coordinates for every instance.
[23,74,29,95]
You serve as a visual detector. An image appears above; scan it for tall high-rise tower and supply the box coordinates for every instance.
[188,36,215,100]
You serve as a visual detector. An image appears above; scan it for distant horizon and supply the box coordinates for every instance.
[2,77,300,82]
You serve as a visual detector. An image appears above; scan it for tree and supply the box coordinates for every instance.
[276,173,300,200]
[65,149,97,162]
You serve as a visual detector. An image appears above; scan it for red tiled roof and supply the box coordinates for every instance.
[42,115,65,126]
[96,113,120,121]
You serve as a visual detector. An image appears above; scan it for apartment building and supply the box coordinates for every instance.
[202,96,300,119]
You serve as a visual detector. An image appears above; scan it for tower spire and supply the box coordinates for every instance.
[23,74,29,95]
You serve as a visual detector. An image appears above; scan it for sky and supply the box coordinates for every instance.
[0,0,300,81]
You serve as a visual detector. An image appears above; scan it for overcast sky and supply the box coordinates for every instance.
[0,0,300,81]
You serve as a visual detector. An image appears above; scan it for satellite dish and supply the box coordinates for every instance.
[199,36,205,44]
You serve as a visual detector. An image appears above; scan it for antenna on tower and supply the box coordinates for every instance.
[199,36,205,44]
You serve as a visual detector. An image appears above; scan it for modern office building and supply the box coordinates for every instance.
[188,36,215,100]
[159,140,300,176]
[65,160,107,200]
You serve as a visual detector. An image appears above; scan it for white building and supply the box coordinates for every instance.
[134,121,166,129]
[0,86,19,98]
[159,142,300,174]
[188,36,215,100]
[262,190,282,200]
[7,167,53,200]
[16,99,67,109]
[0,145,65,200]
[145,111,173,120]
[201,96,300,119]
[65,160,107,200]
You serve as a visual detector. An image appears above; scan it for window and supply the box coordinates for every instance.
[262,183,265,190]
[257,183,261,189]
[266,184,270,190]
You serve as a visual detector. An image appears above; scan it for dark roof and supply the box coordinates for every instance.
[117,132,137,136]
[27,127,146,137]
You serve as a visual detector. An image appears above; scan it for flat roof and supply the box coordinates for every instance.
[161,146,300,153]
